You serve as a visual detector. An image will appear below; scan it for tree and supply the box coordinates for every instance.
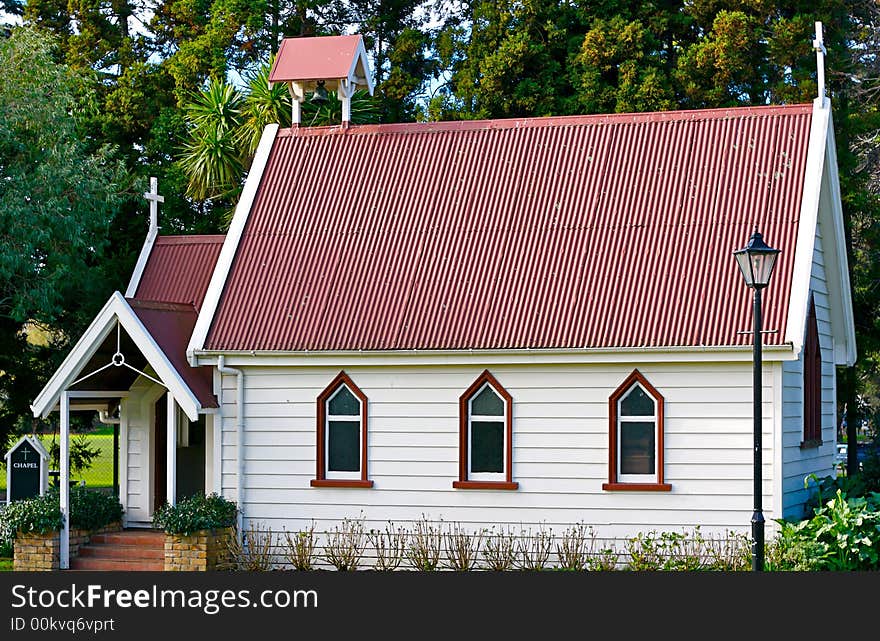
[0,26,129,446]
[347,0,435,121]
[178,60,379,208]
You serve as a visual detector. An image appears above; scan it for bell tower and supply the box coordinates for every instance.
[268,34,375,127]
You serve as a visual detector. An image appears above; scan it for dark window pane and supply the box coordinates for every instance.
[329,385,360,416]
[471,385,504,416]
[328,420,360,472]
[620,421,655,475]
[471,420,504,472]
[620,385,654,416]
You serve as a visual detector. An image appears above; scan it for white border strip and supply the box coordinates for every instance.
[821,113,857,365]
[193,344,799,368]
[31,292,203,421]
[187,123,279,364]
[124,226,158,298]
[349,36,375,95]
[785,98,829,356]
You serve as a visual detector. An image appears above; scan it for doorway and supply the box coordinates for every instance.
[152,393,167,513]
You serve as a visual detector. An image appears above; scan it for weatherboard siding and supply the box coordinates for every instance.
[122,379,158,525]
[218,363,777,539]
[781,224,837,519]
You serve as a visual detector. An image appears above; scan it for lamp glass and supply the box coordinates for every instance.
[733,231,780,289]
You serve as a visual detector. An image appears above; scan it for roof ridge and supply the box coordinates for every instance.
[126,298,197,313]
[155,234,226,245]
[279,103,814,138]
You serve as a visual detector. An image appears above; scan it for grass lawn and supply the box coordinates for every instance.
[1,432,114,492]
[0,559,12,572]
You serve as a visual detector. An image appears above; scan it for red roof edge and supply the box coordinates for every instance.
[279,103,814,138]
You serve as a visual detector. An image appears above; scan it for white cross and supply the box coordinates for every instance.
[813,22,827,101]
[21,446,30,461]
[143,176,164,232]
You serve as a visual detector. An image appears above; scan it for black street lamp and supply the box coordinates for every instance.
[733,229,781,572]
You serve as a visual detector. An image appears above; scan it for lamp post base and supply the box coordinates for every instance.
[751,510,765,572]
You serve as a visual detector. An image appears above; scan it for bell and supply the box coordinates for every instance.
[311,80,329,104]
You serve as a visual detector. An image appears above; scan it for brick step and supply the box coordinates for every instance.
[77,545,164,560]
[90,531,165,546]
[69,557,164,571]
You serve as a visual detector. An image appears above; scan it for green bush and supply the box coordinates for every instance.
[0,488,123,543]
[0,492,63,537]
[68,486,123,531]
[153,493,237,535]
[803,472,869,515]
[0,505,13,557]
[767,489,880,571]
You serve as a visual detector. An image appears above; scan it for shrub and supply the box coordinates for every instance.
[515,524,553,571]
[624,531,665,570]
[369,522,407,571]
[69,486,123,531]
[586,544,619,571]
[802,472,867,516]
[0,487,122,543]
[443,523,483,571]
[228,522,275,571]
[767,489,880,571]
[153,493,237,535]
[406,515,442,571]
[482,526,517,571]
[323,516,368,571]
[1,492,63,536]
[701,530,750,571]
[283,522,318,571]
[555,522,590,571]
[0,505,13,557]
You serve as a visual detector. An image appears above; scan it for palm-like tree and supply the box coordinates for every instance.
[179,59,380,205]
[236,63,290,156]
[178,80,244,201]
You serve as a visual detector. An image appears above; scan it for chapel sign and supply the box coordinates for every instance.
[4,435,49,504]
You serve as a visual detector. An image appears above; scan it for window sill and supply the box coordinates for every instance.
[602,482,671,492]
[310,479,374,488]
[453,481,519,490]
[799,439,823,450]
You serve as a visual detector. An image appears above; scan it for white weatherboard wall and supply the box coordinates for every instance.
[781,216,838,519]
[122,378,165,526]
[219,363,777,539]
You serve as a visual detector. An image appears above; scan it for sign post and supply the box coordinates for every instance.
[4,435,50,504]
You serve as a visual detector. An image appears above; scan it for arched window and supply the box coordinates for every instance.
[603,370,670,492]
[454,370,518,490]
[311,372,373,488]
[802,296,823,446]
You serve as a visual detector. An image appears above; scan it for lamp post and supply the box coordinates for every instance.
[733,229,780,572]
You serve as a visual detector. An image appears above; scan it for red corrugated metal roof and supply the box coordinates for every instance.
[269,35,362,82]
[128,300,217,408]
[135,235,223,311]
[205,104,813,352]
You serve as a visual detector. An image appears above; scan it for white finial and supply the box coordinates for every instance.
[143,176,164,233]
[813,21,827,102]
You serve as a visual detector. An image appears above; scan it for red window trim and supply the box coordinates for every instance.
[311,371,373,489]
[455,370,518,490]
[802,296,823,447]
[602,369,670,492]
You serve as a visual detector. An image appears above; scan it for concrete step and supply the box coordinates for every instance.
[77,545,164,561]
[90,531,165,546]
[70,557,164,571]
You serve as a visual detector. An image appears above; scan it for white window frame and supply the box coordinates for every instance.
[325,384,362,481]
[616,383,659,484]
[467,382,507,482]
